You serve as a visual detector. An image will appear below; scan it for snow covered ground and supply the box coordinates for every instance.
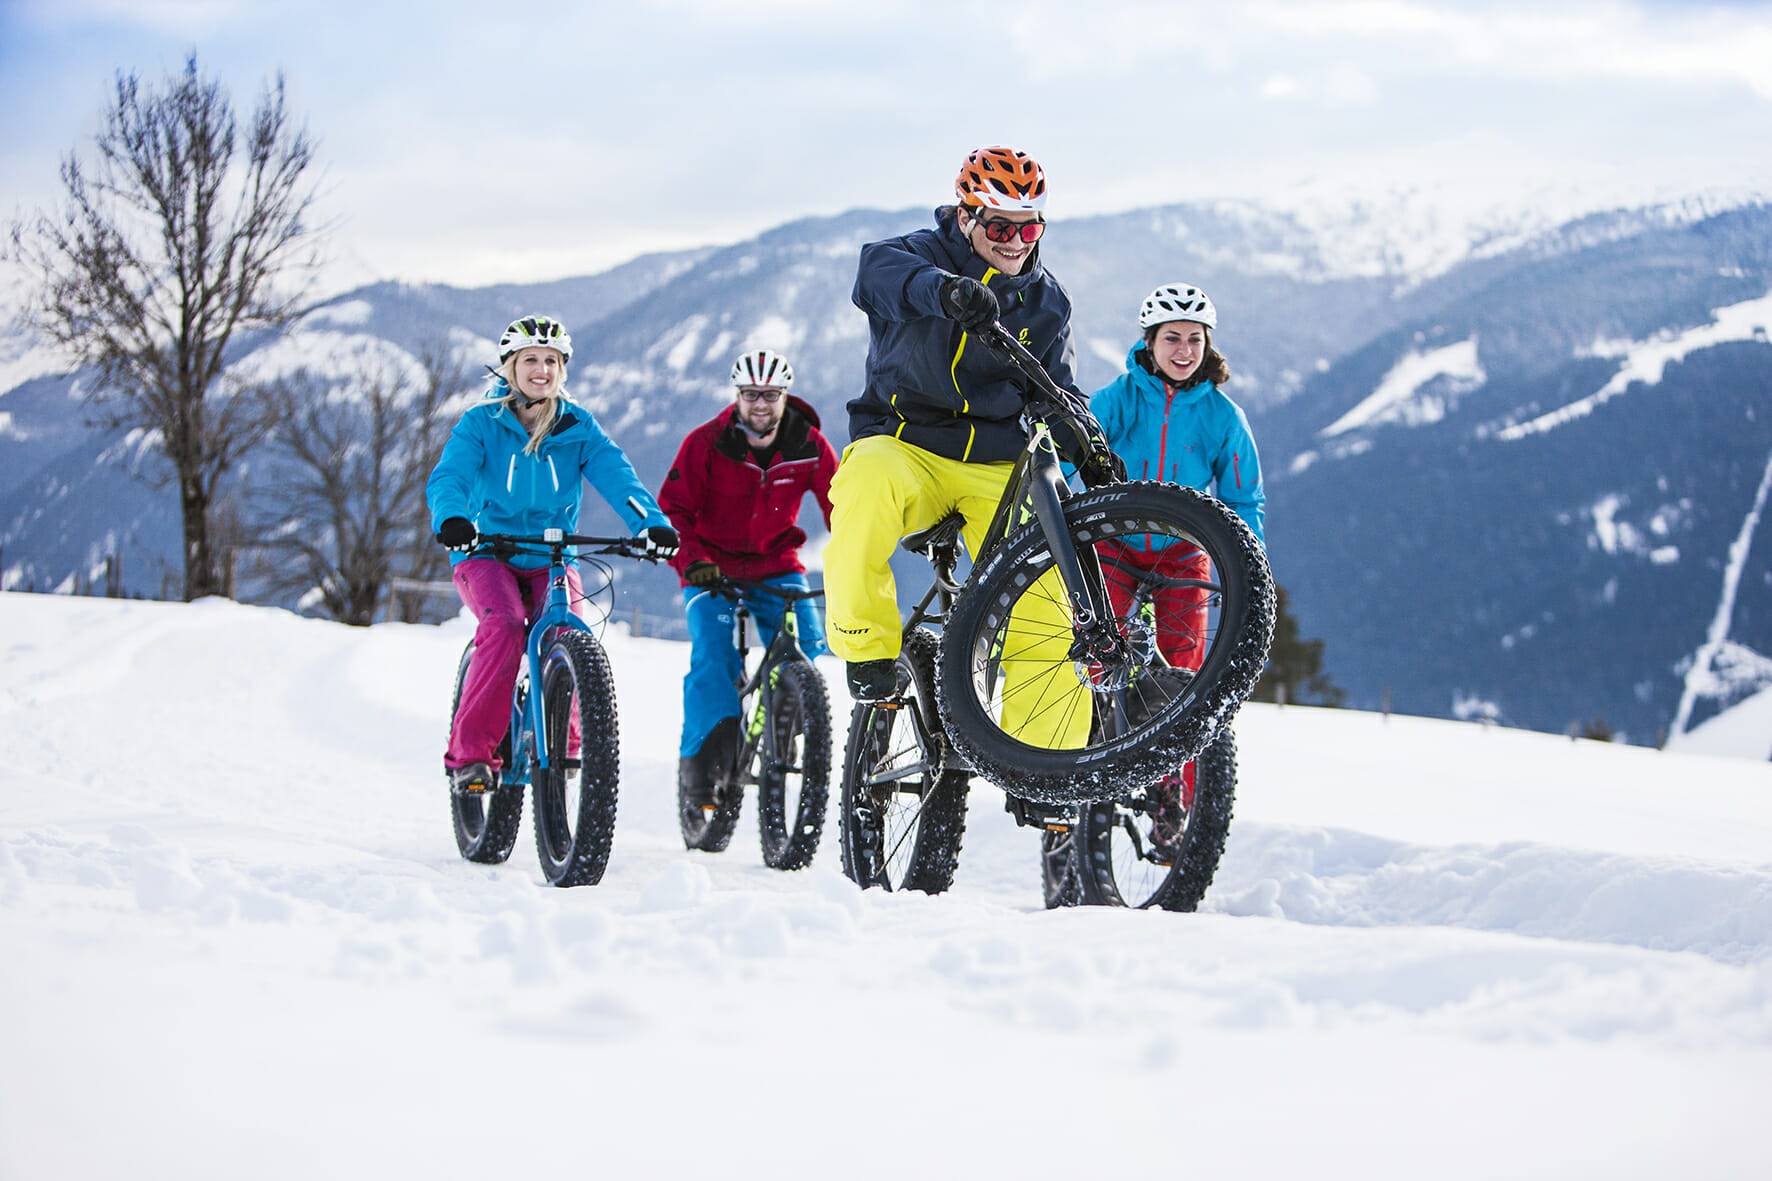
[3,591,1769,1180]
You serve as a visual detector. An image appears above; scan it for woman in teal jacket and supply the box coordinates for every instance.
[427,315,677,794]
[1090,284,1264,545]
[1090,284,1264,847]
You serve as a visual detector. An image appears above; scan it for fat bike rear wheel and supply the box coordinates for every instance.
[448,641,524,864]
[838,629,969,893]
[1075,727,1237,911]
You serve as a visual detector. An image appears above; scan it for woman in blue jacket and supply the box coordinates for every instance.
[1091,284,1264,845]
[427,315,677,795]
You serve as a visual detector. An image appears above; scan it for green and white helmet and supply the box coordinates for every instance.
[1138,284,1217,331]
[730,348,794,390]
[498,315,573,363]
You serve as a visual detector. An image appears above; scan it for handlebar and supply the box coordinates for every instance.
[467,531,663,563]
[972,321,1123,481]
[708,576,826,604]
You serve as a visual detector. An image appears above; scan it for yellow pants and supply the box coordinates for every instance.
[823,435,1093,749]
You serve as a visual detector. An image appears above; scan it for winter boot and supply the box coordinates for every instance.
[680,715,739,818]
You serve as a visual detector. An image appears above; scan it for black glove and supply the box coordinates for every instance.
[939,274,999,332]
[435,516,478,552]
[643,525,680,559]
[685,560,722,588]
[1079,449,1127,489]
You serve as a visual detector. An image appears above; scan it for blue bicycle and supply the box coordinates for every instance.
[447,529,660,887]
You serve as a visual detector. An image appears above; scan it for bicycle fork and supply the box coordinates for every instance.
[1024,429,1129,680]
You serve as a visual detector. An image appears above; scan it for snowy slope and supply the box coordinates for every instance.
[2,592,1769,1180]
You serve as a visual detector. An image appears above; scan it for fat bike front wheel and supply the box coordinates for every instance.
[936,481,1273,805]
[531,631,620,887]
[755,660,833,871]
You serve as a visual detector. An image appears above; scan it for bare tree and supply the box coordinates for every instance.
[7,53,323,600]
[243,341,471,625]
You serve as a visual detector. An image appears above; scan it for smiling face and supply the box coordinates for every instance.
[735,385,786,440]
[511,346,564,403]
[958,206,1043,276]
[1148,320,1208,386]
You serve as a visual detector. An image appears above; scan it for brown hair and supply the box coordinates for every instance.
[1140,324,1230,389]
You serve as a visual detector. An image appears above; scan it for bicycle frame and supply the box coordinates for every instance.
[930,324,1140,692]
[474,529,649,788]
[718,578,825,758]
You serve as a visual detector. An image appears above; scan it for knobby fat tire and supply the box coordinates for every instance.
[1076,727,1237,911]
[837,628,969,893]
[935,481,1274,805]
[449,640,524,864]
[531,630,621,887]
[756,660,833,871]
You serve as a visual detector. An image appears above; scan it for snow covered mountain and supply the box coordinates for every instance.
[3,190,1769,750]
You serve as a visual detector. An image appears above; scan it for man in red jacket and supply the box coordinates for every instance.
[659,348,839,814]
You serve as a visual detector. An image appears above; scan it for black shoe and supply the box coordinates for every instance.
[846,658,899,702]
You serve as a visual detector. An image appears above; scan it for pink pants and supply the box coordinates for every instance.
[446,559,585,769]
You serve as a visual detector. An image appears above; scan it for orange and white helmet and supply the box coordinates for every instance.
[729,348,794,391]
[954,146,1047,211]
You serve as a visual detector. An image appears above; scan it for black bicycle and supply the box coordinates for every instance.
[446,530,661,886]
[678,579,832,871]
[838,321,1274,895]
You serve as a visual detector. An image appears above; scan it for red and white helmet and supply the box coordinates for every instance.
[1138,284,1217,331]
[955,146,1047,212]
[730,348,794,390]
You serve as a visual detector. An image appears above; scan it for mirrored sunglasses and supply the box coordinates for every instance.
[975,215,1045,244]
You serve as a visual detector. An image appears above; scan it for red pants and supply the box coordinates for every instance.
[446,559,585,769]
[1100,542,1210,674]
[1101,542,1210,804]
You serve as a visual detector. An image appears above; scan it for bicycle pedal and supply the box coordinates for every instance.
[1004,795,1075,832]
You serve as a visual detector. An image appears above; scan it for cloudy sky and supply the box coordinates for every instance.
[3,0,1770,293]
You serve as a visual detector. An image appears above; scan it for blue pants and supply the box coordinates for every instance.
[680,573,827,757]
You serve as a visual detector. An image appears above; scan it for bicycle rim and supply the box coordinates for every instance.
[937,482,1273,804]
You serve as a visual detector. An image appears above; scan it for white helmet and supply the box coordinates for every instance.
[730,348,794,390]
[499,315,573,363]
[1138,284,1217,331]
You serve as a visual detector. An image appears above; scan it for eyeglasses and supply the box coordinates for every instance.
[737,387,783,403]
[973,214,1046,245]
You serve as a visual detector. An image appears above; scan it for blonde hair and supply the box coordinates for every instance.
[497,354,568,454]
